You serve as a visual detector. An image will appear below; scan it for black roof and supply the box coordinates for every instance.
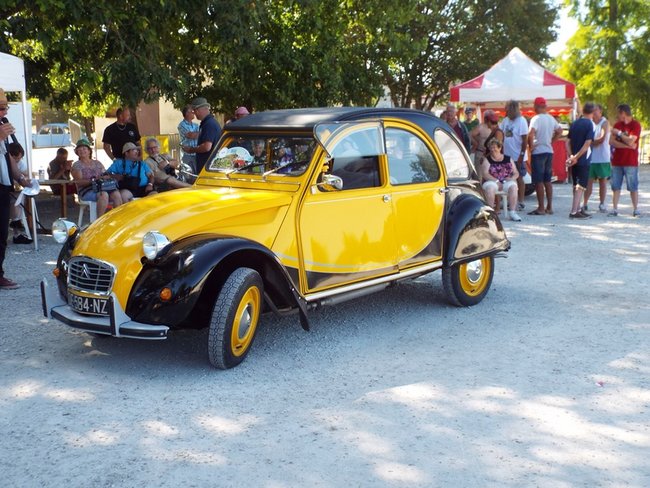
[226,107,444,134]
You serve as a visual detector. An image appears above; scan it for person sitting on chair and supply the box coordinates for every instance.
[106,142,156,200]
[47,147,77,196]
[143,138,191,192]
[72,138,123,218]
[481,138,521,222]
[7,143,32,244]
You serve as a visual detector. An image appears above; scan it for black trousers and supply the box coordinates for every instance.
[0,185,11,278]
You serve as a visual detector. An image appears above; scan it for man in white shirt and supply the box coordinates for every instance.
[527,97,562,215]
[500,100,529,210]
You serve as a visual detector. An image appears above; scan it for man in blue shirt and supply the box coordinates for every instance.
[566,102,596,219]
[177,105,199,174]
[182,97,221,173]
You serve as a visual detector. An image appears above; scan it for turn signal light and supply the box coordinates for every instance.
[53,268,60,278]
[160,288,172,301]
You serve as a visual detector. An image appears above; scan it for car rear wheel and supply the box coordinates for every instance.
[442,256,494,307]
[208,267,263,369]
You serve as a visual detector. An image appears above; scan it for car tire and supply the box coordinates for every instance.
[208,267,263,369]
[442,256,494,307]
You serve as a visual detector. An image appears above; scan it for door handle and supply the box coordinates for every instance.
[383,194,391,203]
[438,187,450,194]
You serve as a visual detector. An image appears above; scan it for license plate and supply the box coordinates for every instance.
[68,292,109,316]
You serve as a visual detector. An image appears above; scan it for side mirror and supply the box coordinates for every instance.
[321,173,343,190]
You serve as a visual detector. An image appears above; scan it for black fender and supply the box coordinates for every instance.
[127,235,310,330]
[444,193,510,267]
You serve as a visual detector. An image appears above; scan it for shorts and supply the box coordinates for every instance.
[531,153,553,184]
[610,165,639,192]
[589,162,611,179]
[571,164,590,189]
[482,180,517,193]
[78,186,100,202]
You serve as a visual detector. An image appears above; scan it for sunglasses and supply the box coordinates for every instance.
[0,106,9,111]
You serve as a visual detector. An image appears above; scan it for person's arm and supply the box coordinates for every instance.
[610,126,638,149]
[480,158,494,181]
[593,120,608,147]
[103,143,115,160]
[527,127,536,153]
[567,139,593,166]
[552,122,563,142]
[508,161,520,181]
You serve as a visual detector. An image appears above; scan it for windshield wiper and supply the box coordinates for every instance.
[226,161,267,176]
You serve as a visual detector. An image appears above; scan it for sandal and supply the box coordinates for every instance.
[527,209,546,215]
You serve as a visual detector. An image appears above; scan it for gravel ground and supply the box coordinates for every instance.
[1,167,649,487]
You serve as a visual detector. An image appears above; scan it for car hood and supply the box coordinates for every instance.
[73,187,293,259]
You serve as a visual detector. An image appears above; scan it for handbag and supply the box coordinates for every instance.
[92,177,118,193]
[118,160,143,193]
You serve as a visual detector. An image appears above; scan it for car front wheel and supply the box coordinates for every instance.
[442,256,494,307]
[208,267,263,369]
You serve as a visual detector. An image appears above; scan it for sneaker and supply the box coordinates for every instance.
[517,202,525,211]
[0,276,19,289]
[633,210,641,217]
[598,203,607,213]
[578,209,592,218]
[508,211,522,222]
[9,220,24,231]
[569,212,590,219]
[608,210,618,217]
[581,205,588,212]
[13,234,33,245]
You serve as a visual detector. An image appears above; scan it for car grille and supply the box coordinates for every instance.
[67,257,115,295]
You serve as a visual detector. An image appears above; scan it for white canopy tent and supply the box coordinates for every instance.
[449,47,578,118]
[1,51,39,249]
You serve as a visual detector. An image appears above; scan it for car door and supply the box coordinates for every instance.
[385,125,446,268]
[298,121,397,293]
[35,126,52,148]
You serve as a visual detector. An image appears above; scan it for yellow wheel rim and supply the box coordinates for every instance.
[230,286,261,357]
[458,257,491,297]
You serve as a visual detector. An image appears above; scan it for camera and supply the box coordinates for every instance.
[164,164,176,176]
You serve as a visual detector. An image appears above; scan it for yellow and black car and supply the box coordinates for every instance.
[42,107,510,369]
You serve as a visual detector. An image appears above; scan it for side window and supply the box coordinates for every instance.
[386,128,440,184]
[434,129,471,180]
[322,127,383,190]
[40,127,51,135]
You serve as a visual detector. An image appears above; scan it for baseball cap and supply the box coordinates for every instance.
[484,110,499,123]
[122,142,138,153]
[235,106,250,116]
[464,106,476,113]
[534,97,547,107]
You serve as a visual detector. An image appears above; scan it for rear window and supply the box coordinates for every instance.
[434,129,471,180]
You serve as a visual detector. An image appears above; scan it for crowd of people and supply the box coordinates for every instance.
[442,98,643,221]
[0,83,644,290]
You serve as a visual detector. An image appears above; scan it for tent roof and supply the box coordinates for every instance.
[0,52,26,92]
[449,47,575,105]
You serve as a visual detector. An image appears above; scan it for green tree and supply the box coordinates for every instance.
[359,0,559,109]
[557,0,650,123]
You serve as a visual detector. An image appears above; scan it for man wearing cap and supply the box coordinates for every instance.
[177,105,200,175]
[462,107,479,133]
[527,97,562,215]
[182,97,222,173]
[102,107,141,160]
[226,106,250,125]
[0,87,30,289]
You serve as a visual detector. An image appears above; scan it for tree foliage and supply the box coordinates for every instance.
[1,0,559,119]
[557,0,650,123]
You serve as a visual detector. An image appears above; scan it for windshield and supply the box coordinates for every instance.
[207,135,316,176]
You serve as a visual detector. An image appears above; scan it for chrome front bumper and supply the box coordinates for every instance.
[41,278,169,340]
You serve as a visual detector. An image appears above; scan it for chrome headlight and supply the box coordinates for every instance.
[142,231,171,260]
[52,219,78,244]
